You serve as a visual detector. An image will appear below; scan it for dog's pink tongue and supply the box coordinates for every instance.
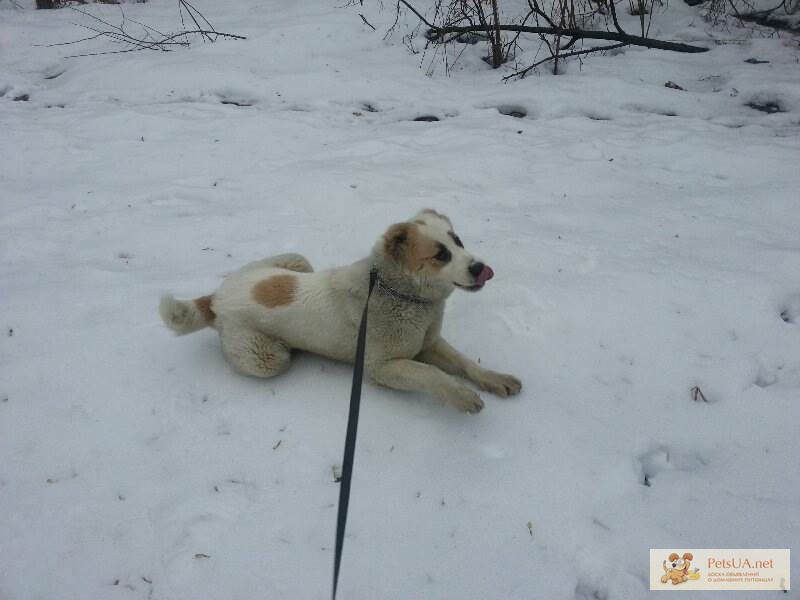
[476,265,494,286]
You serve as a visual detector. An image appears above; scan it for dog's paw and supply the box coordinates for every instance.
[475,370,522,397]
[447,388,485,414]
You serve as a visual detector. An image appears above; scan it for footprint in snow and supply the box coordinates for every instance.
[637,446,707,487]
[575,579,608,600]
[753,368,778,388]
[779,294,800,324]
[584,112,613,121]
[746,99,785,114]
[497,104,528,119]
[219,97,255,107]
[43,67,66,80]
[623,103,678,117]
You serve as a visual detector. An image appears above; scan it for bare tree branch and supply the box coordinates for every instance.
[47,4,245,58]
[425,20,709,52]
[396,0,709,73]
[503,41,626,78]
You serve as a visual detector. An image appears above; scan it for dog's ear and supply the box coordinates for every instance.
[669,553,679,562]
[682,553,693,561]
[417,208,452,228]
[383,222,414,261]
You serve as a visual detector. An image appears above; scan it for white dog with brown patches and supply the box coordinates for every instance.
[159,209,521,413]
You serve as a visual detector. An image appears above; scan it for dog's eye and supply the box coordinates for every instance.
[448,231,464,248]
[677,560,684,565]
[433,244,451,263]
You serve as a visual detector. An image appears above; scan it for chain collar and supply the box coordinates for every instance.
[371,270,432,305]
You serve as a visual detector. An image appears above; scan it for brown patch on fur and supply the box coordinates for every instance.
[252,275,297,308]
[383,222,442,272]
[384,223,411,260]
[413,219,426,225]
[194,295,216,324]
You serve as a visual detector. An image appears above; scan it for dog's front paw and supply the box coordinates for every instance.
[446,387,485,414]
[475,370,522,397]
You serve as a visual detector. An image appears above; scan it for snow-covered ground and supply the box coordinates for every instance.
[1,0,798,598]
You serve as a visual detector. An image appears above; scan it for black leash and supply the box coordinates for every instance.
[332,269,377,600]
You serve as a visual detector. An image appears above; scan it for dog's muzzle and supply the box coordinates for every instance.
[457,262,494,291]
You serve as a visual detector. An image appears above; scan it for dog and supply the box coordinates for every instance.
[661,553,695,585]
[159,209,521,413]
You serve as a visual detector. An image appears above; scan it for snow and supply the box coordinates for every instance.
[1,0,798,598]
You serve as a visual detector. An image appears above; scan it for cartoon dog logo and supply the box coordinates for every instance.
[661,552,701,585]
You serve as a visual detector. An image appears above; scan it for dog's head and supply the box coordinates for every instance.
[667,553,693,574]
[378,209,493,296]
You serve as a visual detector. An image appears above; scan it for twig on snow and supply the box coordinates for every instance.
[359,13,377,30]
[691,385,709,403]
[43,3,245,58]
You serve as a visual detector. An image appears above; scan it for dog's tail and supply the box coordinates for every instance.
[159,294,215,335]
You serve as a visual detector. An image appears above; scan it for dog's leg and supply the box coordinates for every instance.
[219,322,292,378]
[368,358,484,413]
[241,253,313,273]
[416,338,522,397]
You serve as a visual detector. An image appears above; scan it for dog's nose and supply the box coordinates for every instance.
[468,261,485,277]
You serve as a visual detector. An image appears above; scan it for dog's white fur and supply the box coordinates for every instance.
[160,209,521,413]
